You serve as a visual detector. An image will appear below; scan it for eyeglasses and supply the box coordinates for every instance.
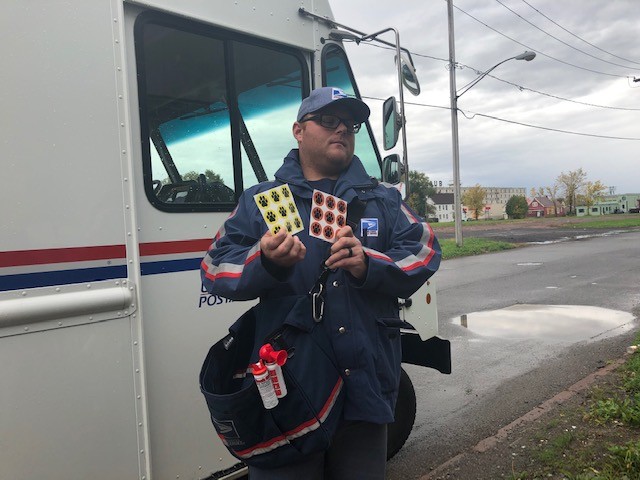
[300,114,362,134]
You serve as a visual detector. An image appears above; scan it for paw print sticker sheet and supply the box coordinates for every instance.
[253,184,304,236]
[309,190,347,243]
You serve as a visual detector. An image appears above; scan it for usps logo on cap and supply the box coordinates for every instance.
[331,87,348,100]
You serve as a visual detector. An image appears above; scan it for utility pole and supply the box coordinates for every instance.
[447,0,463,247]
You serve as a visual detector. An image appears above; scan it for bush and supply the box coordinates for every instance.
[506,195,529,219]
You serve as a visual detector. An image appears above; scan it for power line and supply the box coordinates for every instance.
[456,62,640,111]
[362,95,450,111]
[493,0,638,70]
[451,2,629,78]
[520,0,640,67]
[361,95,640,141]
[366,4,638,80]
[363,41,449,63]
[460,108,640,140]
[358,42,640,111]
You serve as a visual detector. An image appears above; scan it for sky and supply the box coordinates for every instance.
[329,0,640,196]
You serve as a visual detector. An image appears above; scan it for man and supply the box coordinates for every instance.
[201,86,440,479]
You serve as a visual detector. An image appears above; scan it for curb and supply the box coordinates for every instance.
[419,356,627,480]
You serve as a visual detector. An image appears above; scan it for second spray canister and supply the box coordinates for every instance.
[251,361,278,409]
[259,344,288,398]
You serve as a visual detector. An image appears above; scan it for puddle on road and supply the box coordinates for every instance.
[526,230,630,245]
[455,304,635,342]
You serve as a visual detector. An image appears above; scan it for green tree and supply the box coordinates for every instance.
[182,169,224,183]
[530,187,544,199]
[556,168,586,214]
[583,180,608,210]
[462,184,486,220]
[407,170,436,218]
[505,195,529,219]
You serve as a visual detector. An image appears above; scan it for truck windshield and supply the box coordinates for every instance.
[136,15,379,212]
[136,16,307,211]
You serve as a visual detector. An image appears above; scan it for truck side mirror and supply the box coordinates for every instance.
[383,97,400,150]
[399,52,420,96]
[382,153,402,184]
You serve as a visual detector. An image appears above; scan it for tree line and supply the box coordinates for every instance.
[407,168,609,221]
[528,168,608,216]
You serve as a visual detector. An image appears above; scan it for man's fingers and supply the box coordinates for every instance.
[272,234,307,259]
[271,233,295,258]
[262,229,287,251]
[290,237,307,260]
[335,225,354,241]
[331,227,356,256]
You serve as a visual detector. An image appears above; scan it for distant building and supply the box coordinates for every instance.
[527,196,566,217]
[426,193,460,222]
[576,193,640,216]
[437,186,526,220]
[601,193,640,213]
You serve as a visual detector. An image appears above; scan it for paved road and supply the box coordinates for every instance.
[434,224,639,244]
[386,230,640,479]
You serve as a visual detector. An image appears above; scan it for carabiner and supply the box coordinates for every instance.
[312,283,325,322]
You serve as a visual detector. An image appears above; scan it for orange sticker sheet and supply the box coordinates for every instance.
[254,184,304,236]
[309,190,348,243]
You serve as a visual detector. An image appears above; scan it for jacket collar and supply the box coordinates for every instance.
[275,149,377,202]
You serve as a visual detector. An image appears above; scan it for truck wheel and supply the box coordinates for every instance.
[386,367,416,460]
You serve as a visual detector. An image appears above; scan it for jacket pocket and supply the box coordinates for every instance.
[374,317,403,396]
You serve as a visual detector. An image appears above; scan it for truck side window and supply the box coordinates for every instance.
[136,15,306,212]
[322,44,381,180]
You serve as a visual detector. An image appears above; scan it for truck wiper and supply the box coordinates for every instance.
[180,105,228,120]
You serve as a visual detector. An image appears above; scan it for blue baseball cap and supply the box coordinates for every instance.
[297,87,370,123]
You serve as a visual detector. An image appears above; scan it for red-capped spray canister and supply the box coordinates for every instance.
[251,361,278,409]
[259,344,288,399]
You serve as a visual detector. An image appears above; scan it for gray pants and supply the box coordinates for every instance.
[248,421,388,480]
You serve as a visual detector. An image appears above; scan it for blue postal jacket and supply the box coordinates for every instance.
[201,149,441,424]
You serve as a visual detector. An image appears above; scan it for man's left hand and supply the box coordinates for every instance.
[325,226,367,280]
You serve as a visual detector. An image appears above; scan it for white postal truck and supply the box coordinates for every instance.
[0,1,450,479]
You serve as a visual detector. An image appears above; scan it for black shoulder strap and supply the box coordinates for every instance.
[346,198,368,231]
[346,177,379,230]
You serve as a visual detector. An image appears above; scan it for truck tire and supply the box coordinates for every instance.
[386,367,416,460]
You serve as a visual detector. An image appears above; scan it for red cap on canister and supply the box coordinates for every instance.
[251,361,267,376]
[259,344,274,360]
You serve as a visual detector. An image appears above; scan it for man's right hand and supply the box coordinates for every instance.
[260,230,306,268]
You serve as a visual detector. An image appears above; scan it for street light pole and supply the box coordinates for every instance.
[447,0,535,247]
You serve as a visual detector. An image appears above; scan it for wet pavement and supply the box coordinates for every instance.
[435,225,639,244]
[386,230,640,480]
[456,304,635,343]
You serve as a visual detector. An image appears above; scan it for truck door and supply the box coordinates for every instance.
[128,10,310,478]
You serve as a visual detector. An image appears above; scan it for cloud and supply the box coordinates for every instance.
[330,0,640,193]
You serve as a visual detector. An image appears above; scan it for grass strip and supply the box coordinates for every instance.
[510,331,640,479]
[571,218,640,229]
[440,237,517,260]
